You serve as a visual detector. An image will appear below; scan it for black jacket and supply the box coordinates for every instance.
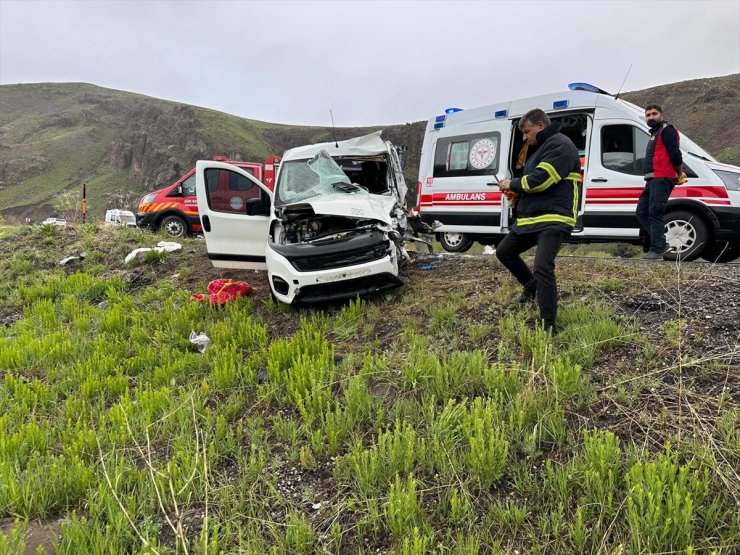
[509,122,581,234]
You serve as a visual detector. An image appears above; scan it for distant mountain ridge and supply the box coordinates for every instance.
[0,74,738,221]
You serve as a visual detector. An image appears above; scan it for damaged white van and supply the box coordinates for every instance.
[195,132,413,303]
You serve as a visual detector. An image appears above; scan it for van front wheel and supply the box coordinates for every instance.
[663,210,708,261]
[160,215,188,238]
[438,232,473,252]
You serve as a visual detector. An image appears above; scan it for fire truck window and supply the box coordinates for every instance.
[206,170,220,193]
[601,125,649,176]
[181,175,196,196]
[204,168,265,213]
[229,172,255,192]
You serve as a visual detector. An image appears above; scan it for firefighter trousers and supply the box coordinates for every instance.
[496,228,567,330]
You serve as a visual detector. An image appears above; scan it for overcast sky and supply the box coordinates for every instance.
[1,0,738,126]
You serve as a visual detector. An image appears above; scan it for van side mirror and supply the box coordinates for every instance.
[246,197,270,216]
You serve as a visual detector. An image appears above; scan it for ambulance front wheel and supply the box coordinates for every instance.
[160,215,188,238]
[438,232,473,252]
[663,210,708,262]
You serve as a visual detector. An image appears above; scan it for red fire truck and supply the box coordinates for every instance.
[136,155,280,237]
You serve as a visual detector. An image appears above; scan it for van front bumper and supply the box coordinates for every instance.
[265,240,401,304]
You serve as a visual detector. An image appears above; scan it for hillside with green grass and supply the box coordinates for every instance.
[621,73,740,166]
[0,223,738,553]
[0,83,425,222]
[0,74,738,222]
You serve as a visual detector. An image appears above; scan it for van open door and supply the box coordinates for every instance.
[195,160,272,269]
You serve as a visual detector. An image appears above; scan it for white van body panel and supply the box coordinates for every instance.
[195,160,270,270]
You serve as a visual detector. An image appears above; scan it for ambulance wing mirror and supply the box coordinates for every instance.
[486,174,500,187]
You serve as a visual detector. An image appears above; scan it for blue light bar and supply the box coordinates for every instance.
[445,107,463,114]
[494,109,508,118]
[435,115,446,123]
[433,122,445,130]
[553,100,569,109]
[568,82,610,95]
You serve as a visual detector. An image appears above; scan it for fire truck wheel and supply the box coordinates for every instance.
[663,210,708,262]
[160,215,188,238]
[438,232,473,252]
[700,241,740,263]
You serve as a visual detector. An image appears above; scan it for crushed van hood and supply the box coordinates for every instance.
[283,194,396,226]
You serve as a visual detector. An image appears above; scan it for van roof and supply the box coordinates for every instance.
[282,131,391,162]
[431,87,646,127]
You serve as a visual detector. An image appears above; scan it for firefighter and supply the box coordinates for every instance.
[497,108,581,334]
[638,104,685,259]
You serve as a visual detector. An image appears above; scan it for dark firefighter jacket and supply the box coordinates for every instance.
[509,121,581,234]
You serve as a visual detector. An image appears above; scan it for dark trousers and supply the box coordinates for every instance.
[496,229,566,327]
[635,178,675,253]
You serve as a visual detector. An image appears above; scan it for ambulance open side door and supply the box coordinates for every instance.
[573,114,593,233]
[195,160,271,269]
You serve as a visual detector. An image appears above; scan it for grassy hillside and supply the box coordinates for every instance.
[1,74,738,222]
[622,73,740,166]
[0,224,738,553]
[0,83,424,222]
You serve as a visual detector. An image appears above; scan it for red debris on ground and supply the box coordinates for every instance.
[191,279,252,305]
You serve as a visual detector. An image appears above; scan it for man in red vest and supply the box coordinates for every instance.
[638,104,686,260]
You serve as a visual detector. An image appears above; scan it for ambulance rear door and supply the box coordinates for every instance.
[428,121,510,232]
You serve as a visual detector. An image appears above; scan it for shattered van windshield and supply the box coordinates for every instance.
[276,150,369,205]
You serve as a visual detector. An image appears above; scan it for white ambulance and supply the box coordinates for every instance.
[417,83,740,262]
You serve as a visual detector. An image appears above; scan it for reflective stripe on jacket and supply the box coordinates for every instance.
[509,122,581,234]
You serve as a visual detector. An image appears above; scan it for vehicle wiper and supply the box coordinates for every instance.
[687,151,711,161]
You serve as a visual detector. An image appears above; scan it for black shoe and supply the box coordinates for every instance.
[517,291,536,304]
[516,280,537,304]
[544,321,558,336]
[643,251,663,260]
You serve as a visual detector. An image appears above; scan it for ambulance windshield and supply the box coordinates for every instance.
[681,134,716,162]
[275,150,369,205]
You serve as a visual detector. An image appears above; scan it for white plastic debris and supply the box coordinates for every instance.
[124,241,182,264]
[189,331,212,353]
[60,251,87,266]
[483,245,496,255]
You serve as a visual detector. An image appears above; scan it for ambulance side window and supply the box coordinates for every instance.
[601,125,649,176]
[433,132,501,177]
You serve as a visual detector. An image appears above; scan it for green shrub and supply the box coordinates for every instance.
[626,446,708,553]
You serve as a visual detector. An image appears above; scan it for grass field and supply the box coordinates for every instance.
[0,224,738,554]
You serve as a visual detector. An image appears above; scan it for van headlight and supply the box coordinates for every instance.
[139,193,157,206]
[713,170,740,191]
